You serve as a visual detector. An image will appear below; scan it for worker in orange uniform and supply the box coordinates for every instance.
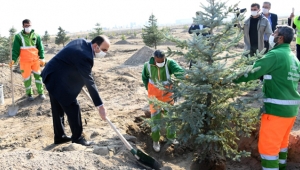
[9,19,45,101]
[142,50,184,152]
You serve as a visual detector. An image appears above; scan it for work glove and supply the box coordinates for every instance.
[40,59,46,67]
[185,74,189,79]
[9,61,14,68]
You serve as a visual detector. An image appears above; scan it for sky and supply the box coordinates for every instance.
[0,0,299,37]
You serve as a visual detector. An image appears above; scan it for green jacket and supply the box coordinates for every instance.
[12,29,44,62]
[234,43,300,117]
[142,57,184,90]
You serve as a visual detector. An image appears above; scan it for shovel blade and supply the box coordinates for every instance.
[136,149,162,170]
[8,105,19,116]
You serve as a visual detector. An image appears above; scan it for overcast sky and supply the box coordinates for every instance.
[0,0,299,37]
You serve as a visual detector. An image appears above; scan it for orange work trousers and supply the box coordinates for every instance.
[258,113,296,155]
[148,82,173,115]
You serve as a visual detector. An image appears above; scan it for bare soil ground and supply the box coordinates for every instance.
[0,26,300,170]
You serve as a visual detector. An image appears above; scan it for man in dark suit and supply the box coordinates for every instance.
[262,1,278,52]
[188,12,211,68]
[188,24,210,36]
[41,35,110,146]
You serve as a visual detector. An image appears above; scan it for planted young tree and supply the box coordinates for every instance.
[142,14,164,49]
[55,26,70,47]
[89,23,104,39]
[121,34,126,41]
[42,31,50,45]
[150,0,263,169]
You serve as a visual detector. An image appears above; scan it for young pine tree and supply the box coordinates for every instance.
[150,0,264,169]
[142,14,164,49]
[43,31,50,45]
[55,26,70,47]
[0,27,17,62]
[89,23,104,39]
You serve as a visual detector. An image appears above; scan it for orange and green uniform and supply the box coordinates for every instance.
[12,29,44,96]
[142,57,184,142]
[234,43,300,170]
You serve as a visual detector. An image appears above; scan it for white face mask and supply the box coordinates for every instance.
[24,27,32,33]
[251,11,258,16]
[95,50,106,58]
[156,60,165,68]
[262,8,269,14]
[269,35,276,48]
[94,46,106,58]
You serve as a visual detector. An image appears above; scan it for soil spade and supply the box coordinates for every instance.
[82,88,162,170]
[7,37,19,116]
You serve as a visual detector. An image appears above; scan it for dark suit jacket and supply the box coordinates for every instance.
[41,39,103,106]
[188,24,210,36]
[268,13,278,32]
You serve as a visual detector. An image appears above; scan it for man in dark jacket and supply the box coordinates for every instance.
[41,36,110,146]
[262,1,278,52]
[188,12,211,68]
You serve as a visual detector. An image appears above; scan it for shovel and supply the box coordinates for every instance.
[82,88,162,170]
[7,37,19,116]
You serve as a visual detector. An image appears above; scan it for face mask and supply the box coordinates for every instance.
[269,35,275,48]
[94,46,106,58]
[251,11,258,16]
[156,60,165,68]
[95,50,106,58]
[24,27,32,33]
[269,35,279,48]
[262,8,269,14]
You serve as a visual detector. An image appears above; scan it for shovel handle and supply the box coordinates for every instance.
[106,117,134,151]
[9,37,15,106]
[81,88,134,151]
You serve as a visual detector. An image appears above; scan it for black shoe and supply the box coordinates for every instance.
[54,135,72,144]
[73,137,94,146]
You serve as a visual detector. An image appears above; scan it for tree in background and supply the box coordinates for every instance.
[149,0,263,169]
[55,26,70,47]
[142,14,164,49]
[43,31,50,45]
[89,23,104,39]
[0,27,17,62]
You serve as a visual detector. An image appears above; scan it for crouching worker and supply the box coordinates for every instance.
[233,25,300,170]
[142,50,184,152]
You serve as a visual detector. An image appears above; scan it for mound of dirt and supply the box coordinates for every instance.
[127,36,137,39]
[0,148,142,170]
[114,40,131,45]
[159,41,177,46]
[123,46,154,66]
[46,47,56,54]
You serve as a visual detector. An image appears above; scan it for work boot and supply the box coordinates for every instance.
[27,95,34,101]
[153,141,160,152]
[169,139,179,145]
[39,94,46,100]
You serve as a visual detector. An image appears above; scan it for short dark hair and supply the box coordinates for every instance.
[91,35,107,46]
[263,2,271,7]
[276,25,295,44]
[22,19,31,26]
[251,3,260,9]
[154,50,165,58]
